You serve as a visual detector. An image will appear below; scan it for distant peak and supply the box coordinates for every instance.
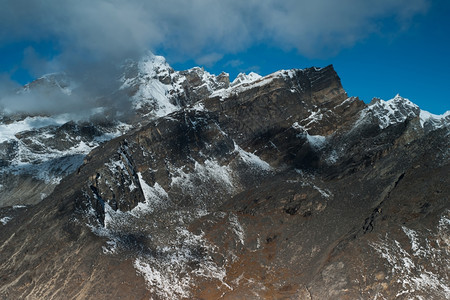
[364,94,420,129]
[369,94,418,109]
[23,72,72,96]
[231,72,262,87]
[388,94,418,108]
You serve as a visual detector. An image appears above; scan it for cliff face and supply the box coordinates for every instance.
[0,58,449,299]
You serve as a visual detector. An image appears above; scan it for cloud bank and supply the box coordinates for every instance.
[0,0,429,61]
[0,0,429,114]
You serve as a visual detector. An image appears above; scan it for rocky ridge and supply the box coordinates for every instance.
[0,53,449,299]
[0,52,245,207]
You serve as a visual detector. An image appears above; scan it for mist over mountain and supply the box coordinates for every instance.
[0,53,449,299]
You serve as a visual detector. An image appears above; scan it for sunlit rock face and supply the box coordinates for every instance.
[0,53,449,299]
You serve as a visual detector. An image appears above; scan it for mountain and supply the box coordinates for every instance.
[0,53,449,299]
[0,53,232,207]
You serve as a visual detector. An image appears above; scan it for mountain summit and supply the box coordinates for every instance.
[0,53,449,299]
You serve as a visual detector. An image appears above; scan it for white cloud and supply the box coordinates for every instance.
[224,60,244,68]
[195,53,224,67]
[0,0,429,63]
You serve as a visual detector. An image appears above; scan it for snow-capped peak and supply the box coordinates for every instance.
[366,94,420,129]
[23,72,73,96]
[120,52,233,118]
[377,94,420,111]
[231,72,262,87]
[119,52,178,117]
[358,94,449,131]
[138,52,173,79]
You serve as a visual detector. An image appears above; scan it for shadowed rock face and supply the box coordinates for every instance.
[0,62,449,299]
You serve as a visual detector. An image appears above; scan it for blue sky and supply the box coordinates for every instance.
[0,0,449,114]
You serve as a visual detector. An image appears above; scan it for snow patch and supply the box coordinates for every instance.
[325,150,339,165]
[191,102,206,111]
[170,159,234,192]
[370,219,450,299]
[134,258,191,299]
[274,69,296,79]
[0,216,12,225]
[292,122,305,131]
[133,227,230,299]
[132,173,168,215]
[306,134,326,148]
[294,169,333,198]
[234,143,271,171]
[302,110,324,130]
[311,184,332,198]
[292,121,327,149]
[12,205,26,209]
[335,97,357,108]
[402,226,426,257]
[229,213,245,245]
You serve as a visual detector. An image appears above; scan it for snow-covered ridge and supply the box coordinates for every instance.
[360,94,449,131]
[0,115,68,143]
[230,72,262,87]
[210,69,299,100]
[419,109,450,129]
[210,74,269,99]
[121,53,333,111]
[121,52,303,114]
[209,67,323,100]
